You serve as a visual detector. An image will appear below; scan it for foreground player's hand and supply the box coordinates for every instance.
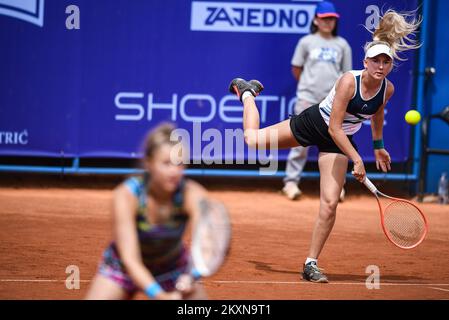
[175,273,194,294]
[374,149,391,173]
[351,159,366,182]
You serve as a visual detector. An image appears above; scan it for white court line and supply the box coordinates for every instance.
[428,287,449,292]
[210,280,449,286]
[1,279,449,287]
[0,280,90,283]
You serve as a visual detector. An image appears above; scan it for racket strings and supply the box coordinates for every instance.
[192,201,231,276]
[197,220,221,262]
[383,200,426,248]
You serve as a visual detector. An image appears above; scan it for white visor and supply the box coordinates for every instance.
[365,44,393,60]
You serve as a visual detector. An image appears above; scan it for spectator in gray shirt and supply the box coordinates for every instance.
[283,1,352,201]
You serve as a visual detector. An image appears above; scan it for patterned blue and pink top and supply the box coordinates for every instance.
[98,174,191,293]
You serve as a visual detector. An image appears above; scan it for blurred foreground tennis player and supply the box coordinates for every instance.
[86,123,212,299]
[229,9,421,283]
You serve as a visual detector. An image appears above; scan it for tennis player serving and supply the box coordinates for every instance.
[85,123,230,299]
[229,9,421,283]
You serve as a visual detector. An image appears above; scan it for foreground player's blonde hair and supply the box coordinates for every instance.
[143,123,177,159]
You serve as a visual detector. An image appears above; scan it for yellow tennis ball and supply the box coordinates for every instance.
[405,110,421,125]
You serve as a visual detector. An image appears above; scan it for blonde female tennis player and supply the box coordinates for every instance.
[229,9,421,283]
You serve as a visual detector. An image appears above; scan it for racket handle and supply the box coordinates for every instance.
[362,177,378,194]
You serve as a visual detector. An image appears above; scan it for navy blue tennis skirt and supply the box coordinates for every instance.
[289,104,358,154]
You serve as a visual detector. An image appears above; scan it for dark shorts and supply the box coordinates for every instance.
[289,104,358,154]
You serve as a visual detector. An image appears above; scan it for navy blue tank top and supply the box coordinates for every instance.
[319,70,388,135]
[347,71,387,117]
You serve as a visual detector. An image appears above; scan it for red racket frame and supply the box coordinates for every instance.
[363,177,428,249]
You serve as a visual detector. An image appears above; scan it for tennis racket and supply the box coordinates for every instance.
[190,199,231,277]
[362,177,428,249]
[173,199,231,293]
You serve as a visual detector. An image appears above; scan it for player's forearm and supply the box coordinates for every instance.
[329,128,362,163]
[370,105,385,141]
[370,116,384,141]
[122,258,157,291]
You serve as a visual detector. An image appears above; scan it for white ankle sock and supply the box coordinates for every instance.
[305,257,317,265]
[242,91,253,102]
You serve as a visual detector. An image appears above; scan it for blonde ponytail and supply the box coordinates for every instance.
[365,9,422,61]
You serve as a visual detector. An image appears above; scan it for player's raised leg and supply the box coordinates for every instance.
[229,78,299,149]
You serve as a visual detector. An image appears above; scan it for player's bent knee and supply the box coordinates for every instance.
[321,199,339,216]
[85,274,129,300]
[244,129,269,149]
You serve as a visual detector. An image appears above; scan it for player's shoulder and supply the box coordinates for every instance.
[116,175,141,196]
[386,78,395,91]
[113,176,142,205]
[339,71,357,86]
[183,179,209,213]
[335,71,356,95]
[385,78,395,98]
[184,179,207,196]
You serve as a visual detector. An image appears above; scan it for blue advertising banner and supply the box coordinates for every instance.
[0,0,418,163]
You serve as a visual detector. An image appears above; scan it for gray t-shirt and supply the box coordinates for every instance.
[291,33,352,104]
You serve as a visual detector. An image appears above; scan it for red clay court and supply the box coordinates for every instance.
[0,176,448,300]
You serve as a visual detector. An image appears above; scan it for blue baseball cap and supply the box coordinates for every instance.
[315,1,340,18]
